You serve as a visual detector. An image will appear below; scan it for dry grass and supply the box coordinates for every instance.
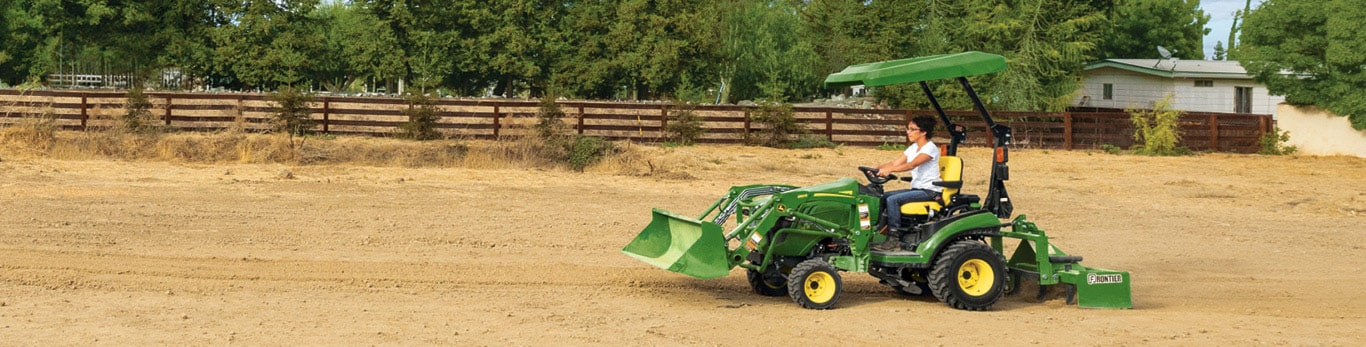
[0,121,694,176]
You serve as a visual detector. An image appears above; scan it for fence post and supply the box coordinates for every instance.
[322,98,331,134]
[1258,115,1269,139]
[660,105,669,142]
[164,95,172,126]
[825,111,833,141]
[80,94,88,131]
[1208,114,1220,151]
[743,109,751,140]
[577,106,585,135]
[1063,112,1073,150]
[492,105,501,138]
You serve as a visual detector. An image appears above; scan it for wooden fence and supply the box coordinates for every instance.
[0,89,1275,153]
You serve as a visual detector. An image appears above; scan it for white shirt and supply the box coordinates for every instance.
[903,141,941,192]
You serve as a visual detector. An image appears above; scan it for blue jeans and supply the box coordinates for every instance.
[884,189,939,229]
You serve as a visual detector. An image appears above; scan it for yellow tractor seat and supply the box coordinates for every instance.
[899,156,963,215]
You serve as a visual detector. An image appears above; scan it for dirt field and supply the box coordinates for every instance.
[1,143,1363,345]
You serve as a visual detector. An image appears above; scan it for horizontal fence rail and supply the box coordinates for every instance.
[0,89,1275,153]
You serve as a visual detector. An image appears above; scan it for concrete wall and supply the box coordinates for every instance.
[1276,104,1366,157]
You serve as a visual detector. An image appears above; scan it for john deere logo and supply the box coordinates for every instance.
[1087,273,1124,285]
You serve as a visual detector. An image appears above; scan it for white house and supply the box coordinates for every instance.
[1073,59,1285,115]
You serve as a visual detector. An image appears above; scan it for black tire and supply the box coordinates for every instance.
[929,240,1008,311]
[786,259,842,309]
[747,267,787,297]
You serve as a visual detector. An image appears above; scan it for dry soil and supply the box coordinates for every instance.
[1,144,1363,345]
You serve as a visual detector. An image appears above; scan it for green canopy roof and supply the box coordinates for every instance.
[824,51,1007,88]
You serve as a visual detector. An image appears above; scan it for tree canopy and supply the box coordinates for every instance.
[1238,0,1366,129]
[0,0,1212,112]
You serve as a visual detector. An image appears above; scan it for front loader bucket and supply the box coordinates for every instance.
[621,208,733,279]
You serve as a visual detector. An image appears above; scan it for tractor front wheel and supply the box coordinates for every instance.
[787,259,842,309]
[929,240,1008,311]
[747,267,787,296]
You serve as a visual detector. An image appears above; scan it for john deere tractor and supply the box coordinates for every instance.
[622,52,1131,310]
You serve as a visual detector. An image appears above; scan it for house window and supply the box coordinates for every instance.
[1195,80,1214,87]
[1235,87,1253,113]
[1103,83,1113,100]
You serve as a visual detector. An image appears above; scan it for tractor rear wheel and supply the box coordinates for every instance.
[747,267,787,296]
[787,259,842,309]
[929,240,1007,311]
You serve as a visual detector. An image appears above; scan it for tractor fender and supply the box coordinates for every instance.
[915,210,1005,263]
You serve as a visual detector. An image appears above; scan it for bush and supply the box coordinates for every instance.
[746,100,807,148]
[1128,95,1189,156]
[269,86,316,136]
[791,134,839,149]
[665,100,705,145]
[1258,126,1298,155]
[398,92,443,140]
[534,96,571,144]
[122,87,154,132]
[567,135,616,171]
[528,96,615,171]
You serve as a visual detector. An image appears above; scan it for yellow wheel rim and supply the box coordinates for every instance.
[804,271,837,303]
[957,258,995,296]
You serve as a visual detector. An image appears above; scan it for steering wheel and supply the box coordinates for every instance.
[858,166,896,185]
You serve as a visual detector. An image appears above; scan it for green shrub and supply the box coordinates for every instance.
[1258,126,1298,155]
[122,87,154,132]
[1100,143,1123,155]
[534,96,571,144]
[269,86,316,136]
[1128,95,1189,156]
[791,133,839,149]
[398,92,443,140]
[567,135,616,171]
[665,100,705,145]
[746,100,807,148]
[875,142,904,151]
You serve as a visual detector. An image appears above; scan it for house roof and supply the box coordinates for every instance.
[1084,59,1252,79]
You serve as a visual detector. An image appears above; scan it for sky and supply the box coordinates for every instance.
[1200,0,1267,59]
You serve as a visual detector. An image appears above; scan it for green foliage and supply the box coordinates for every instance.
[122,87,153,132]
[534,96,571,144]
[397,92,443,141]
[1096,0,1211,60]
[268,86,316,136]
[566,135,616,172]
[1100,144,1123,155]
[745,100,808,148]
[1258,126,1298,155]
[790,134,839,149]
[1128,95,1188,156]
[1239,0,1366,130]
[664,100,705,146]
[875,142,904,151]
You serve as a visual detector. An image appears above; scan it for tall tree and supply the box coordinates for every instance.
[211,0,329,90]
[1238,0,1366,129]
[1097,0,1210,59]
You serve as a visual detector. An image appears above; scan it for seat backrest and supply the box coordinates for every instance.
[939,156,963,201]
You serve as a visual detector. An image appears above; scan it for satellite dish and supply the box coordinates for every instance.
[1157,46,1174,59]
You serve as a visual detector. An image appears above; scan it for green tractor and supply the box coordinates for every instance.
[622,52,1131,310]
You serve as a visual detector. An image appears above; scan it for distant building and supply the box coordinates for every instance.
[1073,59,1285,115]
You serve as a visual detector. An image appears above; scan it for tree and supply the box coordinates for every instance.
[1097,0,1210,60]
[1213,41,1227,60]
[1238,0,1366,130]
[212,0,329,90]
